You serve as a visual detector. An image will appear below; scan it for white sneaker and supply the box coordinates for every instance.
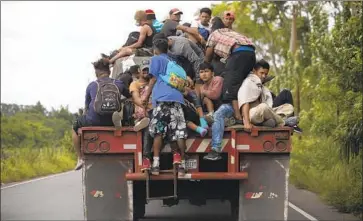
[133,117,150,132]
[112,111,123,129]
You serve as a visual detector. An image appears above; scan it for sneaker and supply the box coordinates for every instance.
[205,113,214,125]
[74,159,84,171]
[285,116,299,127]
[141,157,151,172]
[293,125,303,134]
[112,111,123,129]
[173,152,182,165]
[203,150,222,161]
[224,117,236,127]
[151,166,160,175]
[178,165,186,176]
[134,117,150,132]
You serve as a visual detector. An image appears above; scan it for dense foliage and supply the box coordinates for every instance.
[212,1,362,216]
[1,102,77,183]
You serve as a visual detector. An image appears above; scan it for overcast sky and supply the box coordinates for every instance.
[1,1,215,112]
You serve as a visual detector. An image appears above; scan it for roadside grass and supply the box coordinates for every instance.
[290,136,362,217]
[1,132,76,184]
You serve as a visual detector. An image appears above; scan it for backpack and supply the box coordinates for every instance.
[123,31,140,47]
[159,59,187,92]
[94,79,122,115]
[122,99,135,126]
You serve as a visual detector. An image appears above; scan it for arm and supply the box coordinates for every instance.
[131,91,144,108]
[142,77,156,105]
[176,25,204,43]
[125,25,148,49]
[204,47,214,63]
[202,78,223,100]
[84,83,92,114]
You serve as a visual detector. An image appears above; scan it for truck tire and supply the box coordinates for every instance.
[133,181,146,220]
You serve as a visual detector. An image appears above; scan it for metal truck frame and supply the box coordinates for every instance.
[80,56,293,221]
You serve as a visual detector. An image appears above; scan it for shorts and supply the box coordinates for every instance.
[72,115,91,134]
[182,99,199,125]
[149,102,188,142]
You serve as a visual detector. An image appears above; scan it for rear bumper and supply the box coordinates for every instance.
[126,172,248,181]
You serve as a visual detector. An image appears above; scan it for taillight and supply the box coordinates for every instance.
[86,141,97,152]
[263,141,274,152]
[276,141,287,151]
[99,141,110,153]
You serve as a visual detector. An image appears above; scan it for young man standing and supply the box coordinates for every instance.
[72,58,131,170]
[142,37,188,175]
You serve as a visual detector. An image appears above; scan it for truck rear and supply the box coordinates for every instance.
[79,125,292,221]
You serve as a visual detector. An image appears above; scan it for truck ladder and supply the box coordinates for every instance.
[145,165,178,202]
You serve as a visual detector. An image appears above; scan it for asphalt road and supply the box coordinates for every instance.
[1,171,359,221]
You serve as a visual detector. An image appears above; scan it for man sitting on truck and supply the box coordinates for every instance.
[189,7,212,49]
[109,10,156,64]
[199,62,224,124]
[142,36,188,175]
[72,57,131,170]
[145,9,163,33]
[238,59,294,131]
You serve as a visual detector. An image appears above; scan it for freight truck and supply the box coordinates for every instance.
[80,56,293,221]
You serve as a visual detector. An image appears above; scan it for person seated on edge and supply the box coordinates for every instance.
[204,16,256,124]
[199,62,224,124]
[161,8,205,43]
[189,7,212,49]
[141,36,188,176]
[109,10,156,64]
[262,72,303,133]
[145,9,164,33]
[237,59,298,132]
[222,11,235,29]
[72,58,131,170]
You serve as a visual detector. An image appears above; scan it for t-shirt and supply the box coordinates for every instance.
[149,53,185,107]
[191,20,211,40]
[129,80,152,109]
[160,20,179,37]
[85,77,130,124]
[201,76,224,100]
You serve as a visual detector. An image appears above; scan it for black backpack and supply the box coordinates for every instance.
[93,79,122,115]
[123,31,140,47]
[122,99,135,126]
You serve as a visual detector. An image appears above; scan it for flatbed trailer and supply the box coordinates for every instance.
[80,125,293,221]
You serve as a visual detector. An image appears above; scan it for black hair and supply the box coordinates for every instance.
[199,62,214,72]
[92,58,110,73]
[152,33,168,53]
[211,16,226,32]
[254,59,270,70]
[129,65,140,74]
[200,7,212,16]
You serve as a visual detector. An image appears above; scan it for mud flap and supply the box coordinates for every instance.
[238,154,290,221]
[82,155,134,221]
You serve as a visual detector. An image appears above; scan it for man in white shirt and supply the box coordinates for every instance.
[189,7,212,47]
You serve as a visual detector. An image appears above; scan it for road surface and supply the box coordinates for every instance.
[1,171,359,221]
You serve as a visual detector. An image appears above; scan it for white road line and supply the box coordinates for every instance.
[289,202,319,221]
[1,170,74,190]
[1,166,320,221]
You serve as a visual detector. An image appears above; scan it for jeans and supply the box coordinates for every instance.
[211,104,234,152]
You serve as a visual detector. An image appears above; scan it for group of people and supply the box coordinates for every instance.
[71,7,302,175]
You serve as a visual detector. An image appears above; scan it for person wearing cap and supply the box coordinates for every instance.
[109,10,157,64]
[145,9,163,33]
[160,8,204,42]
[223,11,235,29]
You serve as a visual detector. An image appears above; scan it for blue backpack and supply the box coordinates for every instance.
[159,59,187,92]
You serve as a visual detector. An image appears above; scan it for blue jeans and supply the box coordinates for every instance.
[211,104,234,152]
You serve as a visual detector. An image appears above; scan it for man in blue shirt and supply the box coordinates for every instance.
[142,37,188,176]
[72,58,131,170]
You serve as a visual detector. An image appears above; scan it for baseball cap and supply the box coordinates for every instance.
[223,11,235,20]
[169,8,183,15]
[145,9,156,20]
[140,64,149,71]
